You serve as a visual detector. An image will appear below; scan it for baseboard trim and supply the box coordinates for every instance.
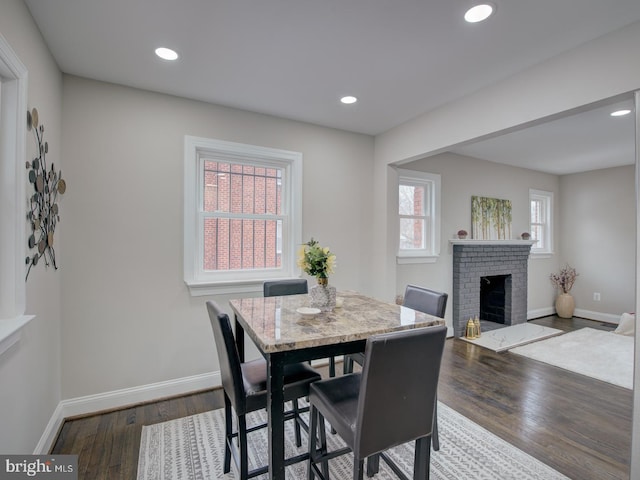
[528,307,555,319]
[34,402,65,454]
[528,307,620,324]
[573,309,620,324]
[35,371,222,454]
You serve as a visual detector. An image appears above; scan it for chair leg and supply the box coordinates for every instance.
[353,458,365,480]
[432,401,439,451]
[318,412,330,480]
[413,436,431,480]
[308,405,330,480]
[329,357,336,377]
[366,455,380,477]
[223,394,232,474]
[308,406,318,480]
[293,399,303,447]
[343,356,353,374]
[238,414,249,480]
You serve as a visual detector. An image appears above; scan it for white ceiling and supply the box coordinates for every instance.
[24,0,640,173]
[449,97,636,175]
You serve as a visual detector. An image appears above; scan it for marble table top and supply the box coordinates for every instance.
[229,290,445,353]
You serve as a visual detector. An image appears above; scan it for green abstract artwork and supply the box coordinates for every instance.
[471,196,512,240]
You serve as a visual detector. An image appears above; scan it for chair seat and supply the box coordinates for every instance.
[242,358,322,412]
[309,374,361,446]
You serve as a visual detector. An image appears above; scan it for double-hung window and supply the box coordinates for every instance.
[397,169,441,263]
[529,189,553,255]
[0,36,32,357]
[184,136,302,295]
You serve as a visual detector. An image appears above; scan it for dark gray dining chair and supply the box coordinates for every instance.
[263,278,309,297]
[264,279,337,378]
[307,324,447,480]
[343,284,448,451]
[206,300,321,480]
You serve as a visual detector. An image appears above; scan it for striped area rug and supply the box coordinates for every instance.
[137,402,568,480]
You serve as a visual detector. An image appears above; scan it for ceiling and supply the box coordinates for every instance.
[24,0,640,173]
[449,97,636,175]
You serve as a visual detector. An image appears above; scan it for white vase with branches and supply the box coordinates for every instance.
[550,264,578,318]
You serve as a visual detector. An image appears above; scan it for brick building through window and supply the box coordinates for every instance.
[203,160,283,271]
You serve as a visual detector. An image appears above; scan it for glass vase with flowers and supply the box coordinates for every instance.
[297,238,337,310]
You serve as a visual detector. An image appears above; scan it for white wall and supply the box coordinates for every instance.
[397,153,560,326]
[559,165,636,317]
[0,0,63,453]
[60,76,375,399]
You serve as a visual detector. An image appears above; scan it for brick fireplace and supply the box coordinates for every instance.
[451,240,534,337]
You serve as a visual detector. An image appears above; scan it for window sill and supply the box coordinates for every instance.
[186,277,304,296]
[186,280,264,296]
[530,252,553,259]
[396,255,438,265]
[0,315,35,358]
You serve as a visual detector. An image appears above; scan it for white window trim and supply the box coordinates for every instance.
[396,169,441,264]
[184,136,302,296]
[0,33,35,356]
[529,188,554,257]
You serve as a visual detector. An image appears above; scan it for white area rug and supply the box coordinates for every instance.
[137,402,569,480]
[460,323,563,352]
[510,327,634,389]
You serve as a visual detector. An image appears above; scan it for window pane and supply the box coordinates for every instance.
[530,199,545,223]
[399,185,425,215]
[203,218,282,271]
[203,160,282,215]
[399,218,425,249]
[530,191,552,253]
[531,225,544,249]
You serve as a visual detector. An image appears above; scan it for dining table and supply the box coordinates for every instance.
[228,289,445,480]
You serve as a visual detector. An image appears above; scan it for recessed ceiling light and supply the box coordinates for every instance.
[340,96,358,105]
[464,4,495,23]
[610,109,631,117]
[155,47,179,61]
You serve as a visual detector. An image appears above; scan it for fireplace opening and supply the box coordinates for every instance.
[480,274,511,324]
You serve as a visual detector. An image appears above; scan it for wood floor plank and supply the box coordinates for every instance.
[51,316,632,480]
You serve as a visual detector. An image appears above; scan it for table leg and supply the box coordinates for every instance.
[266,354,286,480]
[234,314,245,362]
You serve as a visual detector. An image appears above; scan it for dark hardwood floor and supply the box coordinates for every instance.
[51,316,632,479]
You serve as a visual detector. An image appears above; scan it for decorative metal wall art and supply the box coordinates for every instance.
[25,107,66,280]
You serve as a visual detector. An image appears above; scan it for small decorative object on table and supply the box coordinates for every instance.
[521,232,531,240]
[457,229,468,239]
[550,264,578,318]
[297,238,337,311]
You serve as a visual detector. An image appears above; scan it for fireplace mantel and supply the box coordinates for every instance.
[449,239,536,246]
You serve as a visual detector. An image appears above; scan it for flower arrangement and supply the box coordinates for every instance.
[521,232,531,240]
[457,229,468,239]
[297,238,336,279]
[550,264,578,294]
